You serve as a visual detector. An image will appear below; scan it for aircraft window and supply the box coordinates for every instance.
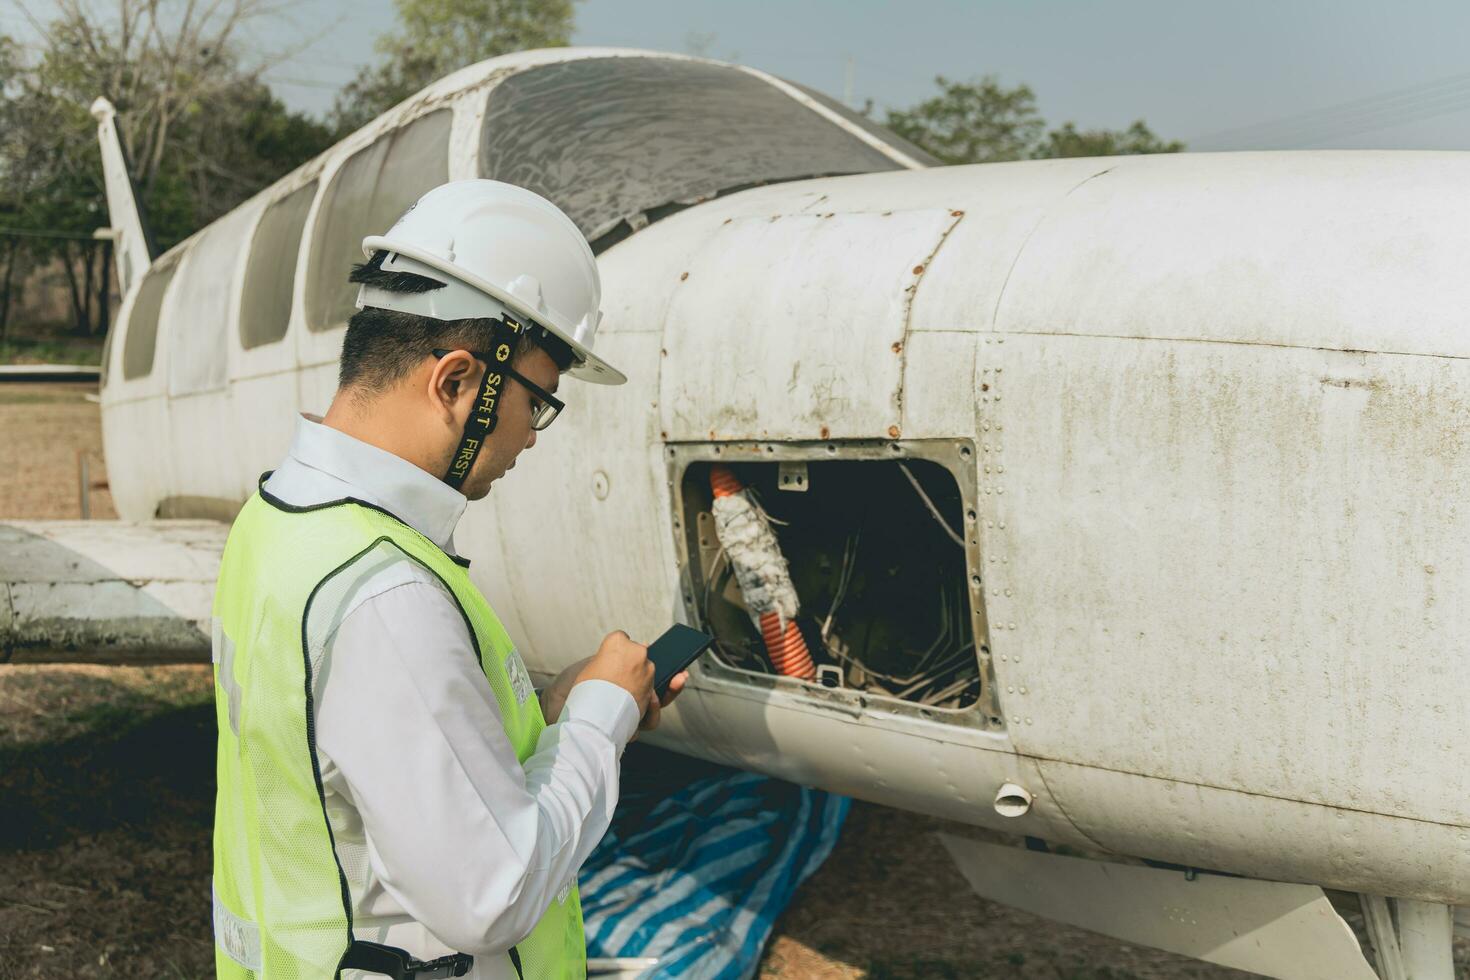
[306,109,452,332]
[479,57,912,250]
[679,455,985,713]
[121,252,182,381]
[240,181,317,349]
[170,216,248,396]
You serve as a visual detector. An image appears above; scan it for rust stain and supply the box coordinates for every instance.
[887,425,901,438]
[912,264,925,275]
[820,426,830,439]
[679,271,689,281]
[891,342,903,354]
[1320,376,1383,391]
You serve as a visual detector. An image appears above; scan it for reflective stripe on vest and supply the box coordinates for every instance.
[211,490,586,978]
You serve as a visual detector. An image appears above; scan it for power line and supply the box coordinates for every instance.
[1293,90,1470,146]
[1193,70,1470,149]
[1238,88,1470,148]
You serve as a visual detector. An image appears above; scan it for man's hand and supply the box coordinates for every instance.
[546,632,692,735]
[573,631,656,719]
[637,669,688,735]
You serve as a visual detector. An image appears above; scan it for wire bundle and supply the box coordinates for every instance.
[709,464,815,679]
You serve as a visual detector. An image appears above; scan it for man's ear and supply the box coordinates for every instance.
[427,350,481,424]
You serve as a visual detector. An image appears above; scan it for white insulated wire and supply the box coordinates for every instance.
[897,463,965,548]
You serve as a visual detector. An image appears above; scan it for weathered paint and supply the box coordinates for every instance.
[0,521,224,661]
[659,208,960,441]
[986,337,1469,823]
[82,46,1470,911]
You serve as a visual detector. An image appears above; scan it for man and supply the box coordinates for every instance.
[210,180,684,980]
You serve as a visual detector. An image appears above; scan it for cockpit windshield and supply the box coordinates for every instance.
[479,56,937,252]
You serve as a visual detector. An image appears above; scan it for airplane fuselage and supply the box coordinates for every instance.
[96,49,1470,907]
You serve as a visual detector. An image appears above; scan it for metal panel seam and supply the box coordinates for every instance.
[896,210,967,428]
[989,165,1117,331]
[1033,756,1467,831]
[1026,760,1113,851]
[989,327,1470,362]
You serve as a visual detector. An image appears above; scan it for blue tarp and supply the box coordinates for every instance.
[579,745,850,979]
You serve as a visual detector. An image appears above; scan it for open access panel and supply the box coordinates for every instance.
[667,440,1003,729]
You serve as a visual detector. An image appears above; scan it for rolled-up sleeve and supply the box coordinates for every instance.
[314,574,638,955]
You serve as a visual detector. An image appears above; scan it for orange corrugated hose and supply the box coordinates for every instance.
[709,465,816,679]
[709,464,744,499]
[760,615,815,679]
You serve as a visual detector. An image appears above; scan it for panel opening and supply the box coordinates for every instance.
[679,452,984,712]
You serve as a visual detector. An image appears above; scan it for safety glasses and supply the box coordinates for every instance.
[431,348,565,430]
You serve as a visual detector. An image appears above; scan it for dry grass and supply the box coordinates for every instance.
[0,663,215,979]
[0,382,116,520]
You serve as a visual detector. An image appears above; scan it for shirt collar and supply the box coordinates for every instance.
[283,415,468,554]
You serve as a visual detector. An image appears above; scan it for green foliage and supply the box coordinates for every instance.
[1035,119,1185,159]
[0,336,104,366]
[331,0,577,135]
[0,1,334,335]
[886,74,1184,165]
[6,6,333,250]
[885,75,1044,165]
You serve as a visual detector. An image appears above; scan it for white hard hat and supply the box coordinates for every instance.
[358,179,625,385]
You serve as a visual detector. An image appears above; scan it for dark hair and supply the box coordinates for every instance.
[339,250,576,393]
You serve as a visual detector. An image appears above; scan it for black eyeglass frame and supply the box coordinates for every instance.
[431,347,565,430]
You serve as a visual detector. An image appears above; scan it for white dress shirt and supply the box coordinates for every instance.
[262,416,638,979]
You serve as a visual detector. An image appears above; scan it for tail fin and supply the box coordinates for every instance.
[89,97,155,295]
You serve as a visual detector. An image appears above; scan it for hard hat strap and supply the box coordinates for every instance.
[443,315,524,490]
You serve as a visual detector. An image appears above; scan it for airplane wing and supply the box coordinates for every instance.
[0,519,224,663]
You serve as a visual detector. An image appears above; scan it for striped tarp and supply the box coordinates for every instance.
[579,745,850,979]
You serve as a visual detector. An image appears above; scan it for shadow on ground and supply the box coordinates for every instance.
[0,672,215,979]
[1,665,1464,980]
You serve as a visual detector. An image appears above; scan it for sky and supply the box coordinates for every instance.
[20,0,1470,151]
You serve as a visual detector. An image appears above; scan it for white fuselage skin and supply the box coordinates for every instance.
[99,49,1469,905]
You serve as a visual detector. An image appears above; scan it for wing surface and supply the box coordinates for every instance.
[1,520,225,663]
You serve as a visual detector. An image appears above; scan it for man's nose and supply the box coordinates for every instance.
[525,429,538,451]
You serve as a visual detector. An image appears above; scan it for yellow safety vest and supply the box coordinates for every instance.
[210,488,585,979]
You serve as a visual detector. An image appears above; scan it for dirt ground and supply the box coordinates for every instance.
[0,662,1256,980]
[0,383,116,520]
[1,381,1465,979]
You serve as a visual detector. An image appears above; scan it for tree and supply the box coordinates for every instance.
[1,0,333,336]
[885,74,1184,165]
[1034,119,1184,159]
[884,75,1044,165]
[331,0,577,136]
